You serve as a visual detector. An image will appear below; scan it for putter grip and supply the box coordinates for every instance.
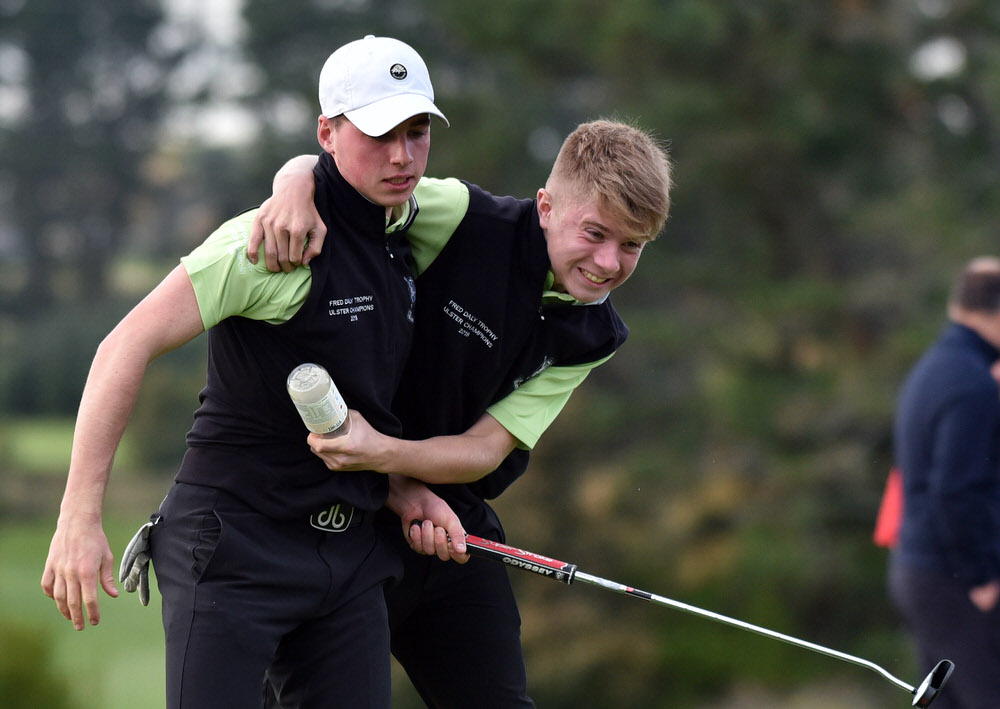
[465,534,578,585]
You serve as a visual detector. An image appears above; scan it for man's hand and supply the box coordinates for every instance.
[41,515,118,630]
[248,156,324,272]
[386,475,469,563]
[119,519,158,607]
[307,410,390,472]
[407,519,469,563]
[969,579,1000,612]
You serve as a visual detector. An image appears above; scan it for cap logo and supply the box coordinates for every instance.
[389,63,408,80]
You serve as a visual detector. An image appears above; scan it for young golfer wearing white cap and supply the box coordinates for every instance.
[250,118,673,708]
[42,35,458,708]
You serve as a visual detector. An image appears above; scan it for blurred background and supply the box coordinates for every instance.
[2,1,997,707]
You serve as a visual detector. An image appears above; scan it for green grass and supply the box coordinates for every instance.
[0,416,418,707]
[0,416,136,476]
[1,517,165,709]
[3,515,425,709]
[0,417,165,709]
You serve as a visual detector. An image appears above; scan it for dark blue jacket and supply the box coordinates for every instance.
[893,322,1000,585]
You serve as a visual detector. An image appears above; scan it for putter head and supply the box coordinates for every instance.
[911,659,954,707]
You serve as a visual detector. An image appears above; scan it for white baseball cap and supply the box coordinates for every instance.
[318,35,449,137]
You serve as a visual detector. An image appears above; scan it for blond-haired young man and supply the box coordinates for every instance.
[253,119,672,708]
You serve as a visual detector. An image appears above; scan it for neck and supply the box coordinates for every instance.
[951,311,1000,350]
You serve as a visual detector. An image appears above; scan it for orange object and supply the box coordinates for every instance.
[873,467,903,548]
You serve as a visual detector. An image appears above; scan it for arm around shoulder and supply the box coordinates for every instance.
[249,154,324,272]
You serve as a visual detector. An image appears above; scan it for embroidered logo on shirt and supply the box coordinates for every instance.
[309,503,355,533]
[329,293,376,322]
[443,300,498,349]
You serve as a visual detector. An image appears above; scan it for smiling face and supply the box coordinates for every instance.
[537,187,646,303]
[317,113,430,208]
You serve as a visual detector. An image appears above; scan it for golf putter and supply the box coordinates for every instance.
[464,534,954,707]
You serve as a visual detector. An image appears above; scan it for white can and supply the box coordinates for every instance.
[286,363,350,437]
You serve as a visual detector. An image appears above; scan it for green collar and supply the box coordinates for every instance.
[542,271,607,305]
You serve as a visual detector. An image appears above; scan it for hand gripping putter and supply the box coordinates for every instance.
[464,535,954,707]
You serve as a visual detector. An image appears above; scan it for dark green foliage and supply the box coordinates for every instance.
[0,302,129,414]
[0,623,75,709]
[0,0,182,313]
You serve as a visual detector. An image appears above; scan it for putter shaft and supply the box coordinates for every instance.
[462,534,951,703]
[571,569,914,693]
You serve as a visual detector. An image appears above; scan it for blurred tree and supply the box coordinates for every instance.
[0,0,187,314]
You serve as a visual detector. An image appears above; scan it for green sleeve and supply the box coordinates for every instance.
[409,177,469,275]
[486,354,613,449]
[180,209,312,329]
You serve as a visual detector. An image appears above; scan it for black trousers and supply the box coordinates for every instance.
[384,524,536,709]
[150,482,398,709]
[889,556,1000,709]
[263,507,535,709]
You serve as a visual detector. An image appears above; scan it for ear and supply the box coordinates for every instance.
[536,188,553,228]
[317,116,336,154]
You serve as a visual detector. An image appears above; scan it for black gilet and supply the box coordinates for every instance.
[394,182,628,511]
[176,152,417,519]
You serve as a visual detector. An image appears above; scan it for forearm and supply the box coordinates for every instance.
[379,415,517,484]
[385,474,427,521]
[60,265,204,521]
[274,155,319,192]
[59,329,151,521]
[309,412,517,483]
[385,475,469,560]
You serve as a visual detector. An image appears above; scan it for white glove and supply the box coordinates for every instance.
[119,519,157,606]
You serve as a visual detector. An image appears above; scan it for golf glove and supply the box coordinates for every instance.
[119,518,158,606]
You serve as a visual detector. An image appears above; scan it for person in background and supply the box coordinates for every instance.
[890,256,1000,709]
[252,118,672,708]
